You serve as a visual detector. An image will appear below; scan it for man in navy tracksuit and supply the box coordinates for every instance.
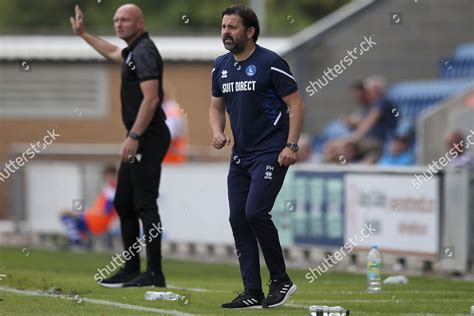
[209,5,305,309]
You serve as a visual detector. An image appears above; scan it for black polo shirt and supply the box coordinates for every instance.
[120,32,166,132]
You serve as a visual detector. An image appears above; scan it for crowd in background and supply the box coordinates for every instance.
[297,75,472,168]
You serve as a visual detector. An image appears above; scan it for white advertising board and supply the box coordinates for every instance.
[345,174,440,256]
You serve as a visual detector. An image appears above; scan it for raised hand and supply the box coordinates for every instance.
[70,5,85,36]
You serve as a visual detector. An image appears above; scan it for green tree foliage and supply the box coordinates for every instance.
[0,0,350,36]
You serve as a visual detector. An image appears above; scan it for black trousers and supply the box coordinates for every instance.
[227,152,289,291]
[113,124,170,273]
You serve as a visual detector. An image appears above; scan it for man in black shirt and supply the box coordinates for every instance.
[70,4,170,288]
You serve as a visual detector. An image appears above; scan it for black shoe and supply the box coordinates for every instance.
[221,290,264,309]
[122,270,166,288]
[262,279,297,308]
[98,268,140,288]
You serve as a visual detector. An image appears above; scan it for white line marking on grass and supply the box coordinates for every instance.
[286,302,307,309]
[292,299,395,304]
[168,284,227,293]
[304,290,474,294]
[0,286,195,315]
[168,284,211,292]
[292,298,473,305]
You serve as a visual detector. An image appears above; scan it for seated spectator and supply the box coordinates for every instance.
[323,139,362,164]
[352,75,397,143]
[378,135,415,166]
[321,80,372,140]
[341,80,373,130]
[446,130,473,168]
[60,166,118,248]
[324,75,397,164]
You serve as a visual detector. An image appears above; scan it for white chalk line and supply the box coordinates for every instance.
[0,286,195,315]
[168,284,226,293]
[293,299,473,304]
[304,290,474,295]
[2,285,470,314]
[168,285,474,297]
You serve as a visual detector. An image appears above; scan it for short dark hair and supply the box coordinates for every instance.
[222,4,260,43]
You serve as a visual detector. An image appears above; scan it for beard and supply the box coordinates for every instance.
[222,35,247,54]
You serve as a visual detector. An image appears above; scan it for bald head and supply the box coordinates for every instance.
[116,4,143,21]
[364,75,387,101]
[114,3,144,44]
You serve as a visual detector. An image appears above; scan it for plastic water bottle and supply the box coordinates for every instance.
[309,305,349,315]
[144,291,182,301]
[329,306,347,315]
[309,305,329,316]
[367,245,382,293]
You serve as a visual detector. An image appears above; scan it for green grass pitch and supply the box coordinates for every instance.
[0,247,473,315]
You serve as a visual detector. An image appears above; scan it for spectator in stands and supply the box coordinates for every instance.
[341,80,373,130]
[351,75,397,144]
[446,130,473,168]
[60,166,118,248]
[320,80,372,140]
[324,75,397,164]
[378,135,415,166]
[162,92,188,163]
[323,139,362,164]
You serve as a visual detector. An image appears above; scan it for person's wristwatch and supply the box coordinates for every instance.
[286,143,299,152]
[129,132,141,140]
